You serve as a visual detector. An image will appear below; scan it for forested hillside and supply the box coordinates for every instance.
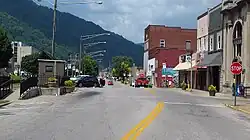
[0,0,143,66]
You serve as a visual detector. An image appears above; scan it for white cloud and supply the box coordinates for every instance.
[43,0,221,43]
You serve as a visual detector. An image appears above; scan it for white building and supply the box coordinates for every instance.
[147,58,156,85]
[143,39,149,76]
[11,41,37,74]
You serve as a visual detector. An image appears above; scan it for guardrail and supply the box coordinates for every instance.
[20,77,38,97]
[0,79,13,99]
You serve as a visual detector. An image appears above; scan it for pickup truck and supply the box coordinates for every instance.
[135,78,149,88]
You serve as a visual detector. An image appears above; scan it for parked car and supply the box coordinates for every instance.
[70,75,89,83]
[76,76,100,87]
[135,78,149,88]
[107,79,113,85]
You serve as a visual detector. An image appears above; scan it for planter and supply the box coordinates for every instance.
[65,87,75,93]
[48,82,57,87]
[209,91,216,96]
[182,86,187,90]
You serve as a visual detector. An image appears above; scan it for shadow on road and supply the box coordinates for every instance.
[77,91,102,99]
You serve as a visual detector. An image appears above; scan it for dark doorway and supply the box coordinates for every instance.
[212,66,220,92]
[196,69,207,90]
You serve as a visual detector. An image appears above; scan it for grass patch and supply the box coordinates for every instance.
[0,100,9,104]
[10,74,21,83]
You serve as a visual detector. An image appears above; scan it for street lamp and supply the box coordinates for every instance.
[79,41,106,74]
[80,33,111,41]
[79,33,109,71]
[37,0,103,57]
[87,50,106,56]
[60,1,103,5]
[185,40,193,91]
[90,53,104,58]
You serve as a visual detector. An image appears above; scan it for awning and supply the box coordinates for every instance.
[173,61,196,71]
[197,52,222,67]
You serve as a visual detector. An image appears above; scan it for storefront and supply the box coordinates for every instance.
[197,51,222,91]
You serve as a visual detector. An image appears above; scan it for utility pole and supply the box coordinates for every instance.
[79,38,82,73]
[51,0,57,57]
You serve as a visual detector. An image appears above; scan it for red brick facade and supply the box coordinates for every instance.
[145,25,197,52]
[144,25,197,87]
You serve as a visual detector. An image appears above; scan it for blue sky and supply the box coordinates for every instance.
[36,0,220,43]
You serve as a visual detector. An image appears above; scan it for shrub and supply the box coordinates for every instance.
[180,81,187,90]
[48,77,57,82]
[64,80,74,87]
[10,74,21,83]
[208,85,217,92]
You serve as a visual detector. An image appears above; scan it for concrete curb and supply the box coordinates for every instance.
[0,101,12,108]
[224,104,250,115]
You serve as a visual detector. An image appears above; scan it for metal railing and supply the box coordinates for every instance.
[0,79,13,99]
[20,77,38,96]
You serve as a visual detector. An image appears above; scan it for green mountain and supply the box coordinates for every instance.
[0,12,70,58]
[0,0,143,67]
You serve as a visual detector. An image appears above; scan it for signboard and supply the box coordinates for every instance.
[162,68,167,77]
[230,62,242,75]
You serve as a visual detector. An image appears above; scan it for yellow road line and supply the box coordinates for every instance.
[121,102,164,140]
[149,89,155,94]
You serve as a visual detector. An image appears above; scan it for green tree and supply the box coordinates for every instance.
[0,26,13,68]
[21,51,53,75]
[112,68,118,77]
[82,55,98,76]
[112,56,133,78]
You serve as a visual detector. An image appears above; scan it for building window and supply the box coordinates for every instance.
[204,38,206,51]
[155,60,158,68]
[14,46,18,62]
[200,39,202,51]
[144,41,149,51]
[160,39,165,48]
[217,35,221,49]
[209,36,213,51]
[45,66,53,72]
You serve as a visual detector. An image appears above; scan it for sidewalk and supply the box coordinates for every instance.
[5,87,20,101]
[167,88,250,115]
[167,88,250,101]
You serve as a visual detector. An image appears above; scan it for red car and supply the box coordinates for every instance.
[108,80,113,85]
[135,78,149,87]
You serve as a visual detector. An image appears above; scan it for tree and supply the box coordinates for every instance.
[82,55,98,76]
[0,26,13,68]
[112,56,133,78]
[21,51,53,75]
[21,52,39,75]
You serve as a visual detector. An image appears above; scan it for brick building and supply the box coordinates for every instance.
[144,25,197,87]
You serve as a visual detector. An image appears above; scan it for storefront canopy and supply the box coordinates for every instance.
[173,61,196,71]
[197,52,222,67]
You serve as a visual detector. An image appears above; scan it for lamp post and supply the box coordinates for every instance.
[80,42,106,74]
[87,50,106,56]
[186,40,193,91]
[79,33,110,71]
[37,0,103,57]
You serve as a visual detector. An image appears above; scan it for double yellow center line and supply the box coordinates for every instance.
[121,102,165,140]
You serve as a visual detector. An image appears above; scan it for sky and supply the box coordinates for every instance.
[37,0,221,43]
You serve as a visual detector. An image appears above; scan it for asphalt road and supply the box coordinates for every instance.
[1,82,250,140]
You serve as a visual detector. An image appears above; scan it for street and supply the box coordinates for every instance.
[1,83,250,140]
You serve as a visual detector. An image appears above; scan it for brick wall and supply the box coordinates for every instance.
[145,25,197,52]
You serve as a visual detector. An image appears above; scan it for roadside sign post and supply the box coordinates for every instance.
[230,62,243,106]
